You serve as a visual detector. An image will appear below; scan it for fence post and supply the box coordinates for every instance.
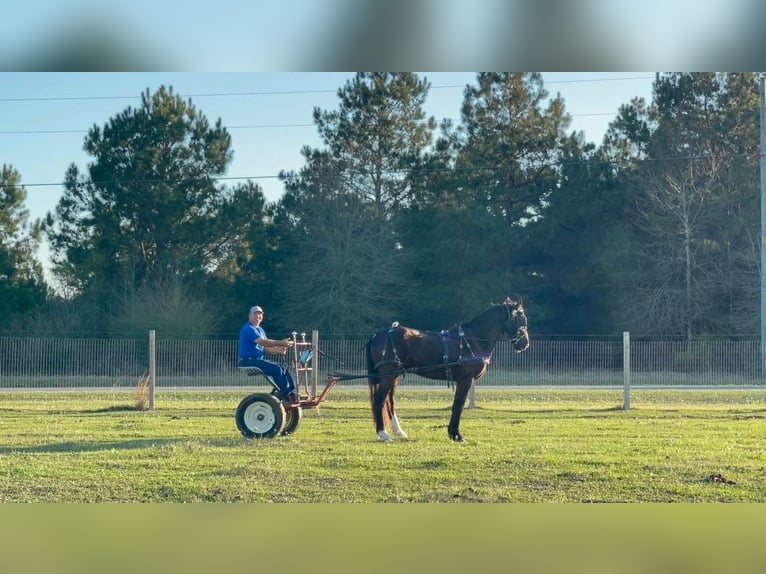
[467,382,476,409]
[623,331,630,410]
[312,330,319,397]
[148,330,156,411]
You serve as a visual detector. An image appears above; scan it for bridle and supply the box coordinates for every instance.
[504,301,529,349]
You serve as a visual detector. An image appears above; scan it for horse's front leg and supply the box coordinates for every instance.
[447,380,472,442]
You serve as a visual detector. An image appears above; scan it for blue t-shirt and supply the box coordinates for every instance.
[239,322,266,359]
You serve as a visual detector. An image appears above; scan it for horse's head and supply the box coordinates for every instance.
[502,297,530,352]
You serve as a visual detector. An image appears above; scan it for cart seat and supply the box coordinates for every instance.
[237,366,279,391]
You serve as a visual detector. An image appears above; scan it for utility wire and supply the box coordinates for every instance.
[3,151,758,191]
[0,75,655,135]
[0,112,626,136]
[0,76,656,103]
[0,73,716,191]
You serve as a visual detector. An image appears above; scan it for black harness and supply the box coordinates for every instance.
[373,324,491,389]
[375,324,403,370]
[371,303,523,387]
[439,326,492,388]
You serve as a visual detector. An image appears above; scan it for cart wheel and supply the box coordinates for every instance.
[281,406,303,435]
[235,393,285,439]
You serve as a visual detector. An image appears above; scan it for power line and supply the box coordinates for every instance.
[0,79,654,134]
[0,75,656,138]
[5,151,757,192]
[0,76,656,103]
[0,123,316,135]
[0,74,665,192]
[0,113,628,136]
[0,89,337,103]
[545,75,655,84]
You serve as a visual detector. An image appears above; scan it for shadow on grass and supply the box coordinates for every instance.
[471,405,626,414]
[78,404,147,413]
[0,438,182,454]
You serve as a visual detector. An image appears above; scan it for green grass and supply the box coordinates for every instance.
[0,388,764,502]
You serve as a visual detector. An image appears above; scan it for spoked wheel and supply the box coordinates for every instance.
[280,406,303,436]
[235,393,285,439]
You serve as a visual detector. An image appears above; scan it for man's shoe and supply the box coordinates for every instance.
[282,392,298,407]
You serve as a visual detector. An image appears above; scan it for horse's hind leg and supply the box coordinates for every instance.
[447,380,472,442]
[388,382,408,439]
[371,378,393,442]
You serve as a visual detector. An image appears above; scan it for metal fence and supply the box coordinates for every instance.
[1,334,763,391]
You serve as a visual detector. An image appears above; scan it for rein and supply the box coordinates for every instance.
[333,356,490,383]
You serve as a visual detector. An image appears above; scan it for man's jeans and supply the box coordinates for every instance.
[238,357,296,397]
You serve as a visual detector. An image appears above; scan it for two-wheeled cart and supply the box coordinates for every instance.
[235,331,340,439]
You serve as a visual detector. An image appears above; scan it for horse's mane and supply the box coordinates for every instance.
[459,301,511,333]
[387,299,515,337]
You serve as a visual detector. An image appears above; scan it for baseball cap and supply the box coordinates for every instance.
[249,305,264,314]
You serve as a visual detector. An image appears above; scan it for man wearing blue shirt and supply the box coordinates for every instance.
[238,305,297,405]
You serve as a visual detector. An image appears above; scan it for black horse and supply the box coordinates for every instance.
[365,297,530,442]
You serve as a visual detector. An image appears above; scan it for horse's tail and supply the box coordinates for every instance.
[366,335,376,412]
[365,335,376,386]
[366,333,391,431]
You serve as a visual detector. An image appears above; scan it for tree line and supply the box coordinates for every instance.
[0,73,760,338]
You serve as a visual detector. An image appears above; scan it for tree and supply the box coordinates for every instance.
[613,73,760,337]
[43,86,271,333]
[276,187,403,334]
[704,73,760,335]
[402,73,574,326]
[524,132,627,334]
[454,73,569,227]
[0,165,47,329]
[273,73,436,333]
[629,156,723,337]
[313,72,435,218]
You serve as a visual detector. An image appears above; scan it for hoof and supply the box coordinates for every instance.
[450,433,464,443]
[377,430,391,442]
[394,431,409,440]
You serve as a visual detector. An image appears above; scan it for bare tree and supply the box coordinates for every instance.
[626,157,720,339]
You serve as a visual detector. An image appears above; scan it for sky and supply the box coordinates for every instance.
[1,1,763,71]
[2,72,655,222]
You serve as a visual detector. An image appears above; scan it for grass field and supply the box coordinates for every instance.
[0,388,764,502]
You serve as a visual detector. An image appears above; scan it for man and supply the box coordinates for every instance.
[238,305,297,405]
